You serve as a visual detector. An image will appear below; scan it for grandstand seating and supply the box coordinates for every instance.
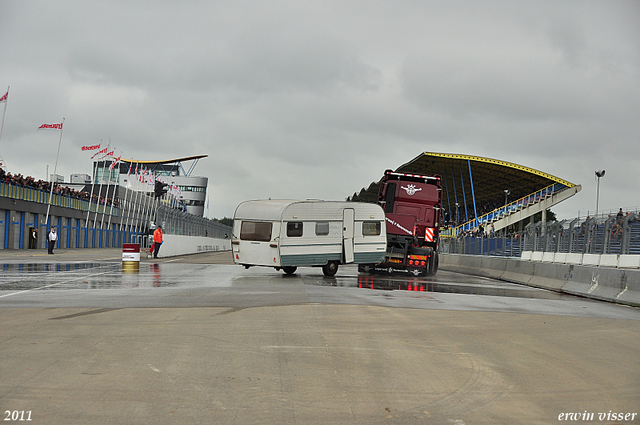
[451,182,579,236]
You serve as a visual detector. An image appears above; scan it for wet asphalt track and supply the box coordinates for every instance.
[0,249,638,424]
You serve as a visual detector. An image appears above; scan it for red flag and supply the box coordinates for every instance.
[81,143,101,151]
[0,90,7,103]
[91,147,108,159]
[38,122,63,131]
[109,156,121,170]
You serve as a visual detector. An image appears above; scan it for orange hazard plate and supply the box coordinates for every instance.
[409,255,427,260]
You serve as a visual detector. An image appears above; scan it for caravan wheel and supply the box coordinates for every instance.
[322,261,339,277]
[282,266,297,275]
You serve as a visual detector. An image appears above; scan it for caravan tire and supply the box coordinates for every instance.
[322,261,339,277]
[282,266,297,275]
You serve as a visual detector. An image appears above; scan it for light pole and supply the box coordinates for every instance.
[504,189,510,206]
[595,170,605,217]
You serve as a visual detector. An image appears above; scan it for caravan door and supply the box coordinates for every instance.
[343,208,355,263]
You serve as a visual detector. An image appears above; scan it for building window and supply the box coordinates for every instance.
[287,222,303,237]
[315,222,329,236]
[362,221,381,236]
[240,221,272,242]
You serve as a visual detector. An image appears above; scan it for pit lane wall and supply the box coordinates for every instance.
[155,235,231,257]
[439,253,640,307]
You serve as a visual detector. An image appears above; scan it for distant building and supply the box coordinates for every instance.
[70,174,91,184]
[50,173,64,183]
[93,155,209,217]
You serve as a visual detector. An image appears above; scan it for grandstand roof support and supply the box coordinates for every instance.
[450,167,460,222]
[459,163,469,223]
[442,170,451,220]
[468,159,479,229]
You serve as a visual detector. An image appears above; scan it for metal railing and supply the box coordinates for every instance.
[1,182,119,216]
[443,182,565,236]
[155,204,231,239]
[521,212,640,255]
[440,210,640,257]
[440,234,524,257]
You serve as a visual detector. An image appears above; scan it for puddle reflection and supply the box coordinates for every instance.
[304,274,564,300]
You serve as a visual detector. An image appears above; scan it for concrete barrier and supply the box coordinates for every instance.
[554,252,568,264]
[152,235,231,258]
[582,254,601,266]
[439,253,640,307]
[566,253,583,265]
[599,254,619,268]
[519,251,636,269]
[541,252,555,263]
[619,255,640,269]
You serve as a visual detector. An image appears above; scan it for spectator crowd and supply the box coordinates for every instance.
[0,168,120,208]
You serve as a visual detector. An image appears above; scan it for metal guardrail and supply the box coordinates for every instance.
[522,212,640,255]
[155,204,231,239]
[440,235,524,257]
[440,211,640,257]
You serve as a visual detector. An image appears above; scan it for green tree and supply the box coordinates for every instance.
[214,217,233,227]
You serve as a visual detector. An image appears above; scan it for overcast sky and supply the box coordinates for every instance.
[1,0,638,220]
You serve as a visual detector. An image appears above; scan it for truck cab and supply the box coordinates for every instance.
[365,170,442,276]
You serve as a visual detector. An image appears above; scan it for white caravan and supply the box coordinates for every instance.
[232,200,387,276]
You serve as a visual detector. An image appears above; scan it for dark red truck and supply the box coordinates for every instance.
[359,170,442,276]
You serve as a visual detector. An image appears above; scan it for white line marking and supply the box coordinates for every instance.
[0,269,113,299]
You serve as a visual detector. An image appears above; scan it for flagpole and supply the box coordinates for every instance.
[108,152,122,233]
[0,86,10,145]
[119,160,133,241]
[99,140,114,232]
[125,162,139,242]
[131,166,142,236]
[93,143,109,228]
[100,158,112,231]
[45,117,65,228]
[85,143,101,234]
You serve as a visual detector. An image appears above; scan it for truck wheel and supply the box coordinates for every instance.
[322,261,339,277]
[282,266,297,275]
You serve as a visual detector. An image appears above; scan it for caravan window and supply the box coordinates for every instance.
[240,221,272,242]
[362,221,381,236]
[315,222,330,236]
[287,222,303,237]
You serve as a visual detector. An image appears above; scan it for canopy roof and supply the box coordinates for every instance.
[352,152,577,212]
[120,154,208,165]
[116,155,208,177]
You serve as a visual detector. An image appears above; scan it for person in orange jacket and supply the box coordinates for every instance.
[153,225,163,258]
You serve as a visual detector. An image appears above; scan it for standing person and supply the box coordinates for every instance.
[153,225,163,258]
[30,228,38,249]
[48,227,57,254]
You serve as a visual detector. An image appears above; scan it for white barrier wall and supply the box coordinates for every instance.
[439,253,640,307]
[520,251,640,269]
[153,235,231,257]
